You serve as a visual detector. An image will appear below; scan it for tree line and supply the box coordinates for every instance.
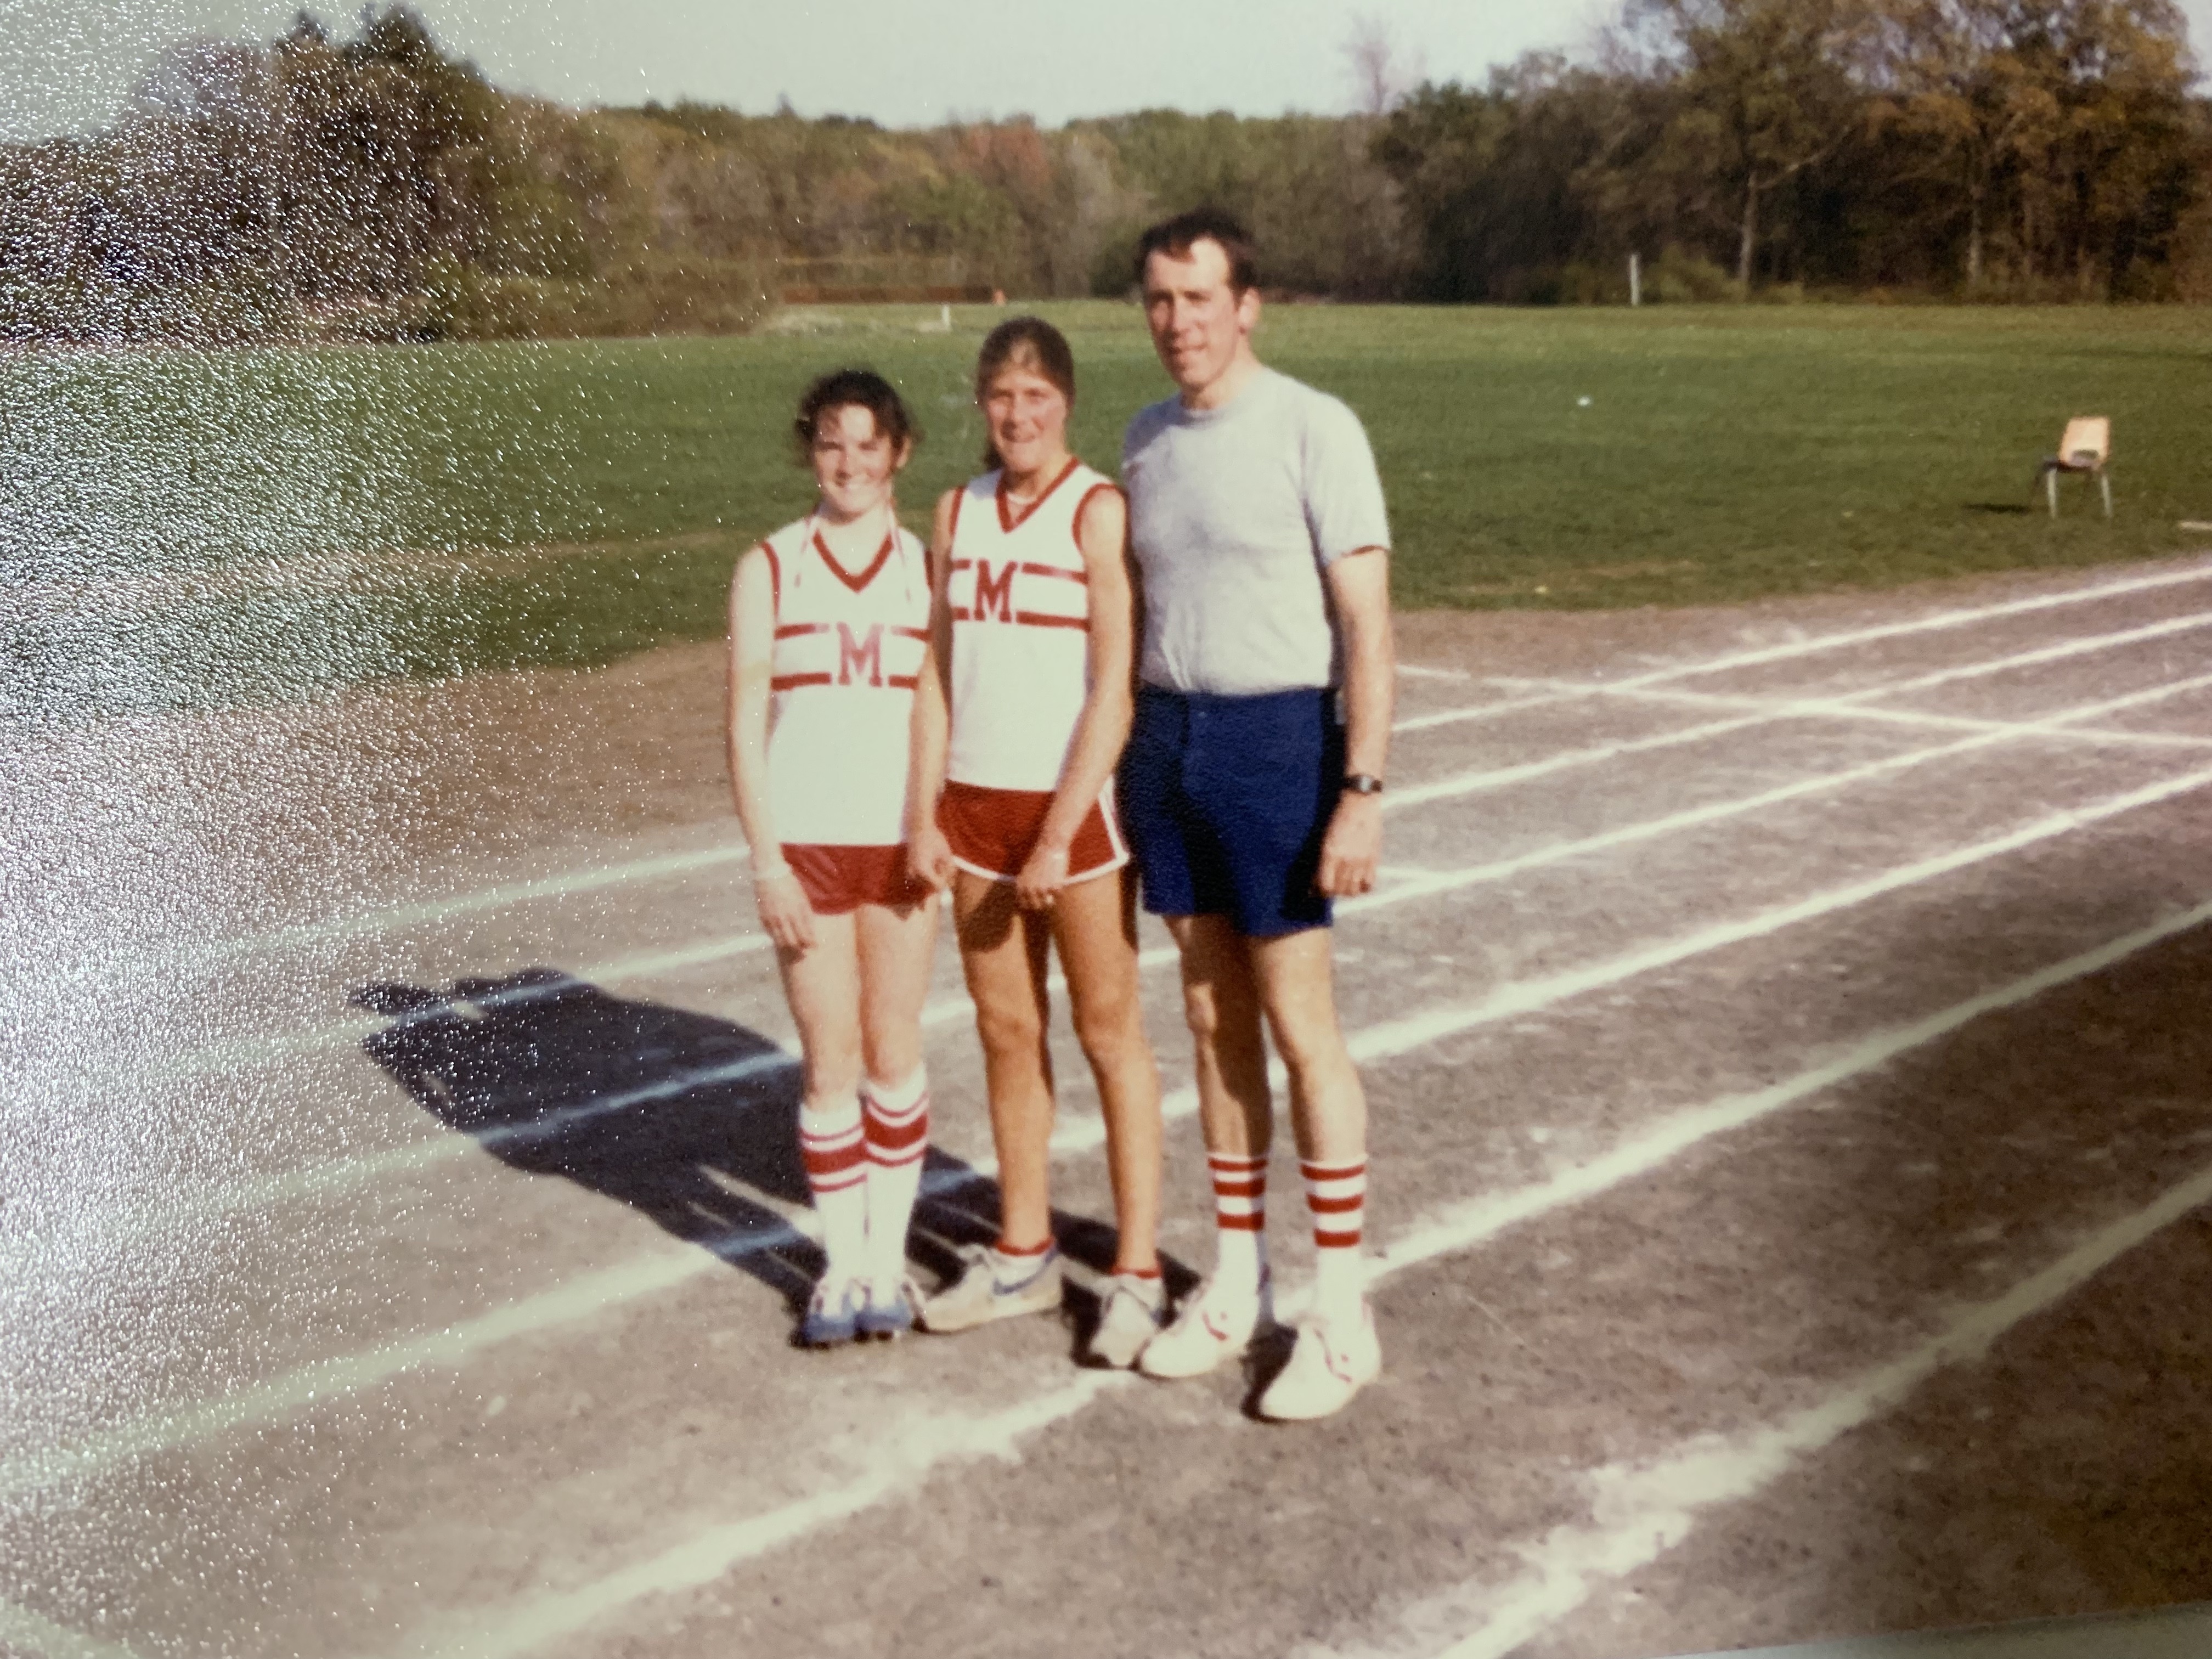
[1,0,2203,342]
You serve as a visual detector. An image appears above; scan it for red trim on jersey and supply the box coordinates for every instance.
[947,483,966,549]
[812,527,896,593]
[770,672,833,691]
[1013,612,1089,630]
[759,542,781,617]
[1017,562,1088,584]
[1071,480,1119,550]
[995,456,1081,534]
[774,622,830,640]
[887,673,921,690]
[890,625,930,641]
[949,558,974,572]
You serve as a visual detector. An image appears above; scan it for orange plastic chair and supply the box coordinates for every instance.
[2040,416,2112,519]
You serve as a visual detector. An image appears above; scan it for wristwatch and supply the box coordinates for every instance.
[1340,773,1385,796]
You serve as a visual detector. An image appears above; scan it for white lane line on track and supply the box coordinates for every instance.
[218,558,2212,955]
[210,673,1504,967]
[127,665,2212,1248]
[20,755,2212,1504]
[0,1597,145,1659]
[217,844,757,959]
[376,896,2212,1659]
[1553,672,2212,752]
[1406,1155,2212,1659]
[159,606,2212,1085]
[1392,560,2212,737]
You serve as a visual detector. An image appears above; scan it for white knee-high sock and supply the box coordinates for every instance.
[1301,1156,1367,1322]
[799,1096,868,1283]
[862,1066,929,1284]
[1209,1149,1269,1295]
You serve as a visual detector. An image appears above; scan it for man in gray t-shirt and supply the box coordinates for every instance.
[1114,208,1396,1421]
[1123,365,1391,695]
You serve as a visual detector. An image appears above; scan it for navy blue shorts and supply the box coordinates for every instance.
[1117,686,1344,938]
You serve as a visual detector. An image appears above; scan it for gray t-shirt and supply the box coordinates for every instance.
[1122,366,1390,696]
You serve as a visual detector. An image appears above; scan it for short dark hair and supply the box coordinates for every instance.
[1135,207,1257,296]
[792,367,916,464]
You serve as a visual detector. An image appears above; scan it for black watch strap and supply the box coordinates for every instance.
[1341,773,1385,796]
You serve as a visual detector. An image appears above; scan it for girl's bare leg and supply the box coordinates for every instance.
[953,872,1056,1251]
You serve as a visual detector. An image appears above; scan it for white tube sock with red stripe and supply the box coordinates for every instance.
[862,1066,929,1284]
[1208,1149,1269,1295]
[1301,1156,1368,1323]
[799,1096,869,1282]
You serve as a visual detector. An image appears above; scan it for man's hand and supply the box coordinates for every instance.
[755,870,818,952]
[1316,793,1381,898]
[907,822,956,893]
[1014,840,1071,911]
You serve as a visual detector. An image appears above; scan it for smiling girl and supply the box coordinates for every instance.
[726,369,938,1348]
[906,318,1167,1367]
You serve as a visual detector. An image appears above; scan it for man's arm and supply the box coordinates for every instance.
[1315,547,1393,899]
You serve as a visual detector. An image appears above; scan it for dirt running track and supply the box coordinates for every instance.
[5,555,2212,1659]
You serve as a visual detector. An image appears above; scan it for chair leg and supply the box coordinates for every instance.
[2100,470,2112,520]
[2047,468,2059,517]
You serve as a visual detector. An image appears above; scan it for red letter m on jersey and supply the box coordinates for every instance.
[837,623,884,686]
[972,560,1017,623]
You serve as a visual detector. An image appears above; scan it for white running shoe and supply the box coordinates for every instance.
[1087,1272,1167,1369]
[1137,1271,1272,1380]
[919,1243,1064,1334]
[1257,1301,1381,1421]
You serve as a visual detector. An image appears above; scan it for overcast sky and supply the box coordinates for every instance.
[4,0,2208,142]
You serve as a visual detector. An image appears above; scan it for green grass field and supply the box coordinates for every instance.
[8,302,2211,720]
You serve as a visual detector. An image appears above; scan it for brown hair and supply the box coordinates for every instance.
[973,315,1076,472]
[1135,206,1257,296]
[791,367,916,465]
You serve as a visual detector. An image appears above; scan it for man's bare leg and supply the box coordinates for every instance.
[1167,913,1273,1161]
[1249,927,1366,1166]
[1247,924,1379,1418]
[1138,914,1278,1378]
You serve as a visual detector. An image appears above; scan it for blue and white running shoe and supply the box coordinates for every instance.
[856,1276,921,1340]
[797,1276,866,1348]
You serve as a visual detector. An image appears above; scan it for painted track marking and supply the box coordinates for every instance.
[114,665,2212,1255]
[1393,560,2212,736]
[16,756,2212,1500]
[372,898,2212,1659]
[0,1597,145,1659]
[1406,1157,2212,1659]
[157,610,2212,1085]
[214,558,2212,955]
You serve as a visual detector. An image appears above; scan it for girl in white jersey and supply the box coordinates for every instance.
[727,369,938,1349]
[907,319,1167,1368]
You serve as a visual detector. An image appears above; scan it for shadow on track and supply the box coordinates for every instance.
[351,970,1160,1345]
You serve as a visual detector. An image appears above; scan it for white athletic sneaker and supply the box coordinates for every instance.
[919,1243,1064,1334]
[1087,1272,1167,1369]
[1137,1271,1272,1380]
[1257,1301,1381,1421]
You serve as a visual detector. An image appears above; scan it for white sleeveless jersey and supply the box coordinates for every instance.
[945,459,1115,792]
[761,513,930,846]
